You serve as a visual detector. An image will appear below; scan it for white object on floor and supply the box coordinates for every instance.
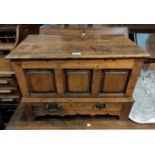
[129,68,155,123]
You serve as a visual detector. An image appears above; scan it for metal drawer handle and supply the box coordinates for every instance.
[1,98,14,102]
[0,80,8,84]
[0,90,12,93]
[95,103,107,109]
[46,103,62,112]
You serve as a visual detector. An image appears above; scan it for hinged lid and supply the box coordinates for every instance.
[6,34,150,59]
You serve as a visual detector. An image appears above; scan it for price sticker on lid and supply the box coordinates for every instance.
[71,51,82,55]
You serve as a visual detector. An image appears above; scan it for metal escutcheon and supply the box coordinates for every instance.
[46,103,62,112]
[95,103,107,109]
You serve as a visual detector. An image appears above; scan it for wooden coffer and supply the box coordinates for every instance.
[6,34,149,122]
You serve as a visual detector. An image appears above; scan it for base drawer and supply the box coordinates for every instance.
[7,99,134,129]
[27,102,131,118]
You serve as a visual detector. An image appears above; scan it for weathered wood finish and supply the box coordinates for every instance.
[26,70,56,93]
[21,97,134,103]
[6,35,149,59]
[29,102,124,116]
[6,34,149,128]
[39,27,129,37]
[102,70,128,93]
[10,60,139,98]
[11,62,29,96]
[21,97,133,119]
[66,69,91,93]
[91,69,101,96]
[6,102,155,130]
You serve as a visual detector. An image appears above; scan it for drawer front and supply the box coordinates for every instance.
[30,102,123,116]
[13,59,139,97]
[0,87,18,95]
[0,96,20,103]
[0,74,14,78]
[0,75,20,98]
[0,98,15,103]
[0,77,17,87]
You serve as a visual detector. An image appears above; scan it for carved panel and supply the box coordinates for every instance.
[26,69,56,94]
[101,70,129,93]
[65,69,92,94]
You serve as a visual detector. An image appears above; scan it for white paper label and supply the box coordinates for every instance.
[71,51,81,55]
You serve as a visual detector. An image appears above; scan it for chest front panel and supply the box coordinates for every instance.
[12,59,141,98]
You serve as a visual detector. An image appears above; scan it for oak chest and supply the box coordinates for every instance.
[6,34,149,124]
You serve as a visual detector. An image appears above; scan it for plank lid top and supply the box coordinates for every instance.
[6,34,150,59]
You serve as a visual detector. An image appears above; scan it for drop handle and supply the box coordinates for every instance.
[95,103,107,109]
[46,103,62,112]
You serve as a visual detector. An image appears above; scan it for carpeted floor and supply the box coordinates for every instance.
[129,64,155,123]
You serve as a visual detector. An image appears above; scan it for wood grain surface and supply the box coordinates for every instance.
[6,35,150,59]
